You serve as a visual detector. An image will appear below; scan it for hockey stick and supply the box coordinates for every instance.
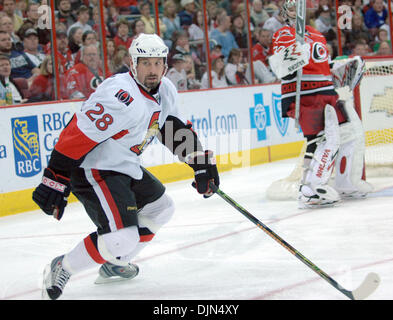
[294,0,306,129]
[209,182,380,300]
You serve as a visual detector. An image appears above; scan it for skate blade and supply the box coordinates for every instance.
[298,200,339,209]
[41,264,51,300]
[340,192,368,199]
[94,275,136,285]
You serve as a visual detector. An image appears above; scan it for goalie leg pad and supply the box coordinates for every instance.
[334,101,373,197]
[299,105,341,208]
[305,104,340,186]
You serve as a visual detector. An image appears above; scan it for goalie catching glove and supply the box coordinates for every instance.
[32,168,71,220]
[187,150,220,198]
[331,56,365,90]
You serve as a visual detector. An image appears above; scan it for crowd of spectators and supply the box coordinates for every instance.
[312,0,392,59]
[0,0,391,106]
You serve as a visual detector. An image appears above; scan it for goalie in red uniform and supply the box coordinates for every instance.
[269,0,372,208]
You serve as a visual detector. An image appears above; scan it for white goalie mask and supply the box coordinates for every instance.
[282,0,297,27]
[128,33,169,86]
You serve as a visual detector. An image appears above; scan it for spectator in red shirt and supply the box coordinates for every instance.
[28,55,60,102]
[56,30,74,73]
[65,44,106,99]
[112,0,139,14]
[252,28,273,66]
[73,30,99,65]
[249,28,276,83]
[113,18,132,49]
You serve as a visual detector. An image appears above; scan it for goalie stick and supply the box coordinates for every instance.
[294,0,306,129]
[208,182,380,300]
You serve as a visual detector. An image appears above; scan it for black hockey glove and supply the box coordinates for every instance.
[188,150,220,198]
[32,168,71,220]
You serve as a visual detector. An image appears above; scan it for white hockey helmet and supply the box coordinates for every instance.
[282,0,297,27]
[128,33,169,79]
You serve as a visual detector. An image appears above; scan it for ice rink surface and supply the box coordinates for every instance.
[1,158,393,301]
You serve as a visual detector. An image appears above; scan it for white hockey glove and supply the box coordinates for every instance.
[268,42,310,79]
[331,56,365,90]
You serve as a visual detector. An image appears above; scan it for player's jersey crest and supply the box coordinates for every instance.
[130,111,161,155]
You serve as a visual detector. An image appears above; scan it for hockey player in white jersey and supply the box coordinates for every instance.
[32,34,220,300]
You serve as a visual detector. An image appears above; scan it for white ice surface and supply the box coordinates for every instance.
[1,159,393,300]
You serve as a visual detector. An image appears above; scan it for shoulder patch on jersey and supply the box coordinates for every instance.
[115,89,134,106]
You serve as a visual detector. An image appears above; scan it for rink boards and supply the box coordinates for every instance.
[0,84,304,216]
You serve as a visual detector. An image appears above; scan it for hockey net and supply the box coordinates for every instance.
[266,57,393,200]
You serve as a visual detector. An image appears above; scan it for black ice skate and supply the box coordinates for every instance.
[42,255,71,300]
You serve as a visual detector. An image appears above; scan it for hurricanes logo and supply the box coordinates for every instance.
[131,111,160,155]
[11,116,42,177]
[90,76,104,90]
[312,42,328,63]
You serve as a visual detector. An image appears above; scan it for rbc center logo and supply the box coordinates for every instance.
[249,93,271,141]
[11,116,42,177]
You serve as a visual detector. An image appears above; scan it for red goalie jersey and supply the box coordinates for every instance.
[272,25,345,135]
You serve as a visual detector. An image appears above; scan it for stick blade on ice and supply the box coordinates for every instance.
[350,272,381,300]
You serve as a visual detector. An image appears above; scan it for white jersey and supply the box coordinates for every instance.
[55,72,182,179]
